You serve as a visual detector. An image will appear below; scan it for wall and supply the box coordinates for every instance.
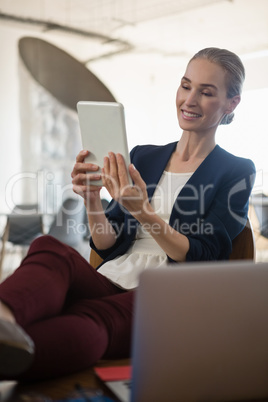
[0,24,22,213]
[1,22,268,216]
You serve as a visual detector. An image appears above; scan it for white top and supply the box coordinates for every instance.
[98,171,193,290]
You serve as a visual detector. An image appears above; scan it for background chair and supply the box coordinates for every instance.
[0,204,44,279]
[90,217,255,268]
[47,197,87,250]
[0,198,88,279]
[47,197,110,259]
[250,193,268,240]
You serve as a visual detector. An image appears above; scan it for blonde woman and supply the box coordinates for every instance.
[0,48,255,380]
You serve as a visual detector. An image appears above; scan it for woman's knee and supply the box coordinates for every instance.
[28,235,70,254]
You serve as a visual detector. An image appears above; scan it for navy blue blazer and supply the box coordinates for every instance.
[90,142,256,264]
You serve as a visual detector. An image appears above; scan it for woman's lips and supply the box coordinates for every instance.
[182,109,202,119]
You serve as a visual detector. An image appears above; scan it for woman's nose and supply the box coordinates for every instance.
[185,90,198,106]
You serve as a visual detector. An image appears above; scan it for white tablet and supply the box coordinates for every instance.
[77,101,131,186]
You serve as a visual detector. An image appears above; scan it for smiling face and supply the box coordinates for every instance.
[176,58,239,135]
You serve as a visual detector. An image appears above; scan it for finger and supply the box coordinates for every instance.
[116,153,130,188]
[76,149,89,163]
[108,152,119,182]
[73,183,101,199]
[86,173,102,186]
[102,157,115,194]
[129,164,145,188]
[75,150,100,170]
[102,156,110,184]
[72,170,102,186]
[72,183,88,198]
[104,153,120,193]
[72,159,100,179]
[72,172,86,185]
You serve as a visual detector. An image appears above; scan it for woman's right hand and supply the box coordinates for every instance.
[72,150,117,249]
[71,150,102,207]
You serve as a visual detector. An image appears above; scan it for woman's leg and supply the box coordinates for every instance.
[0,235,122,327]
[20,291,135,380]
[0,235,134,379]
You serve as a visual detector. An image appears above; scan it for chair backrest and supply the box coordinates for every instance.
[4,204,43,245]
[0,204,44,278]
[90,248,103,268]
[229,218,255,260]
[250,193,268,238]
[7,214,43,245]
[48,197,86,248]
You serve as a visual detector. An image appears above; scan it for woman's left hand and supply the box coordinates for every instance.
[103,152,189,262]
[102,152,153,218]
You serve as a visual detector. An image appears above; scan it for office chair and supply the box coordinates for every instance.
[0,198,89,278]
[229,217,255,260]
[250,193,268,239]
[47,197,87,250]
[0,204,43,278]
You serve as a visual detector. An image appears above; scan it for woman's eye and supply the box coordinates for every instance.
[202,92,212,97]
[182,85,190,90]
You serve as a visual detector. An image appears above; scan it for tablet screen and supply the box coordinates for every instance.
[77,101,131,186]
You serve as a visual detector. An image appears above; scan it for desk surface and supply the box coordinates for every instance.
[1,359,268,402]
[0,359,129,401]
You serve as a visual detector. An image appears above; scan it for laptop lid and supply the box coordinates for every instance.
[131,261,268,402]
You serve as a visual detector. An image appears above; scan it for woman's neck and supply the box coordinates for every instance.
[166,131,216,173]
[176,131,216,160]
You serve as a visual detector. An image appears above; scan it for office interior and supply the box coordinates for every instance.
[1,0,268,279]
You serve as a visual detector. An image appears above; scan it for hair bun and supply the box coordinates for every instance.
[220,112,234,125]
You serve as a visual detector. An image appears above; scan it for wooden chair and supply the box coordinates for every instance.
[89,217,255,268]
[90,247,104,268]
[229,218,255,260]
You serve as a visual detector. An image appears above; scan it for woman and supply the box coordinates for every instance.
[0,48,255,380]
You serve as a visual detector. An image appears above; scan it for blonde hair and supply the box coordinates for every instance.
[190,47,245,125]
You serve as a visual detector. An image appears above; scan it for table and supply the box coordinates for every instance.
[0,359,130,401]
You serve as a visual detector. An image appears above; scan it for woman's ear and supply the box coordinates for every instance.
[226,95,241,114]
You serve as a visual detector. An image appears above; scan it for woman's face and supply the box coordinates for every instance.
[176,58,238,134]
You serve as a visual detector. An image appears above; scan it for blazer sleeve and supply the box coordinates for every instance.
[183,157,256,262]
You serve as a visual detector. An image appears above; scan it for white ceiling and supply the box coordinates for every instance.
[0,0,268,64]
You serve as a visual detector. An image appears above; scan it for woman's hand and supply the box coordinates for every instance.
[102,152,153,219]
[71,150,102,207]
[72,150,118,249]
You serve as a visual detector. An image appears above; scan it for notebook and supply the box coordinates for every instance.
[97,261,268,402]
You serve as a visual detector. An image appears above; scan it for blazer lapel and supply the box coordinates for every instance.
[144,142,178,200]
[170,145,220,225]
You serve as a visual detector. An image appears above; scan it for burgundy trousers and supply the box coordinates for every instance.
[0,235,135,380]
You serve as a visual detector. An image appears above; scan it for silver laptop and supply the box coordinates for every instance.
[130,261,268,402]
